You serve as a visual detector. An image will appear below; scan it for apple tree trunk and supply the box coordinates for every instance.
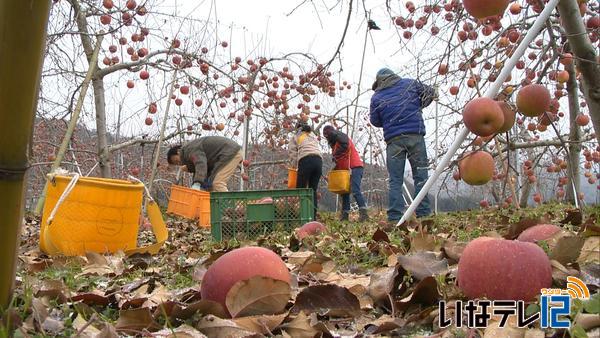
[558,0,600,145]
[68,0,112,178]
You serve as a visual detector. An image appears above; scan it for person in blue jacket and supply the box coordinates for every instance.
[369,67,436,224]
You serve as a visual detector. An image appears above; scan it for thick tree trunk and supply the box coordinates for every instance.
[566,61,581,202]
[68,0,111,177]
[558,0,600,145]
[0,0,51,309]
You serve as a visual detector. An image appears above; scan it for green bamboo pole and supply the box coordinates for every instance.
[33,35,103,216]
[0,1,51,309]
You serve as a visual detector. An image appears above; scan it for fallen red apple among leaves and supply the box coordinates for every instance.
[200,246,291,315]
[517,224,562,242]
[458,237,552,301]
[295,221,327,240]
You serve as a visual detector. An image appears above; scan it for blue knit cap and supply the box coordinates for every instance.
[376,68,395,78]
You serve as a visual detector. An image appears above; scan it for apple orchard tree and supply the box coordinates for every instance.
[33,0,599,210]
[33,0,368,203]
[292,0,599,208]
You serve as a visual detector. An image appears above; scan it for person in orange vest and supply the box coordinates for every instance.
[288,122,322,219]
[322,125,369,222]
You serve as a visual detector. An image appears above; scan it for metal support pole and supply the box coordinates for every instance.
[397,0,561,225]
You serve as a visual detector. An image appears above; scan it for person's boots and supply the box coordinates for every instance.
[340,211,349,221]
[359,208,369,222]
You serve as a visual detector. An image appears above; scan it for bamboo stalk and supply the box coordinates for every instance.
[0,0,51,309]
[33,35,103,216]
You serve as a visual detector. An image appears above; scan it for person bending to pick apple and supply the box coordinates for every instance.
[288,122,322,220]
[322,125,369,222]
[369,68,437,226]
[167,136,243,192]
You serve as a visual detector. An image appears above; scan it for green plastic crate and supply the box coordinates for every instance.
[210,189,313,241]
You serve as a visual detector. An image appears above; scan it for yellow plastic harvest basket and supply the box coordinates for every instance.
[327,169,351,194]
[40,175,168,256]
[287,168,297,189]
[166,185,211,227]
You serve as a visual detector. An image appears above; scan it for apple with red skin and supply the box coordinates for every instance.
[180,86,190,95]
[479,200,489,208]
[200,246,291,316]
[463,0,509,19]
[242,160,250,167]
[463,97,505,137]
[295,221,327,240]
[516,84,551,117]
[103,0,113,9]
[148,103,157,114]
[126,0,136,10]
[496,101,516,133]
[517,224,561,243]
[126,80,134,89]
[576,114,590,126]
[144,117,153,126]
[458,237,552,301]
[100,15,111,25]
[221,41,228,48]
[458,151,495,185]
[216,123,225,131]
[449,86,459,95]
[130,167,141,176]
[139,70,149,80]
[194,99,203,107]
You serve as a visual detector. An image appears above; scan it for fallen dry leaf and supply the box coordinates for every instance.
[195,314,255,338]
[441,240,467,262]
[35,279,69,303]
[363,315,407,335]
[395,276,441,313]
[368,265,404,306]
[225,276,291,318]
[577,236,600,265]
[70,290,110,307]
[114,307,161,333]
[171,299,228,321]
[279,311,320,338]
[71,314,101,337]
[233,312,287,334]
[549,236,585,265]
[292,284,361,317]
[409,232,440,252]
[396,251,449,281]
[154,324,207,338]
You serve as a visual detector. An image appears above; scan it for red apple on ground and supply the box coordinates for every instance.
[296,221,327,240]
[463,97,505,137]
[517,224,562,242]
[200,247,290,315]
[516,84,551,117]
[458,237,552,301]
[458,151,495,186]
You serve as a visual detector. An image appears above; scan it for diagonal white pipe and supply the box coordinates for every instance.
[397,0,562,226]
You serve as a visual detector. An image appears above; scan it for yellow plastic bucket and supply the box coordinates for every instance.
[287,168,298,189]
[40,176,144,256]
[327,169,351,194]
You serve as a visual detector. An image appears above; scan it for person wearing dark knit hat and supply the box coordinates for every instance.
[370,67,437,224]
[322,125,369,222]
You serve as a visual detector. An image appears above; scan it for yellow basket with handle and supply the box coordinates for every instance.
[287,168,298,189]
[327,169,351,194]
[40,174,168,256]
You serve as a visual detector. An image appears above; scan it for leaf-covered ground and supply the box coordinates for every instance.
[8,203,600,337]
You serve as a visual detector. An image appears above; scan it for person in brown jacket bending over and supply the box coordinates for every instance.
[167,136,243,192]
[288,122,322,219]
